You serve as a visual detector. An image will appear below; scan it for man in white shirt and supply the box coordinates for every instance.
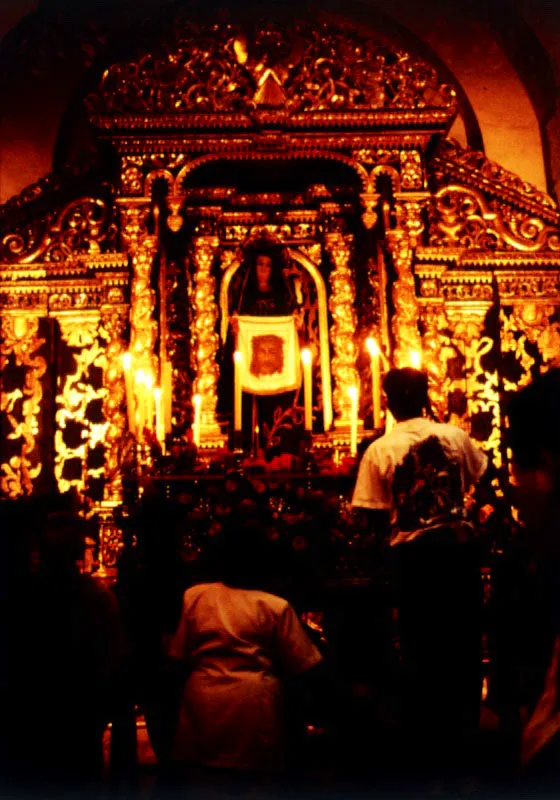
[352,368,488,782]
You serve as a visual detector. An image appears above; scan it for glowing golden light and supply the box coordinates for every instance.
[365,337,380,357]
[409,350,422,369]
[301,348,312,365]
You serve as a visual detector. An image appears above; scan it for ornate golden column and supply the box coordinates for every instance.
[446,304,502,470]
[324,232,360,432]
[420,300,449,421]
[191,234,225,446]
[100,305,128,501]
[128,234,159,376]
[385,194,428,367]
[0,314,46,498]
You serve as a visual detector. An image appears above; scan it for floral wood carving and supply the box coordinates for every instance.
[429,186,560,253]
[87,20,456,117]
[1,193,118,265]
[434,139,557,212]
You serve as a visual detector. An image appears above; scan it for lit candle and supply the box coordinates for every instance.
[122,352,135,434]
[386,409,395,433]
[162,361,173,434]
[144,371,155,433]
[301,348,313,432]
[234,351,242,433]
[365,338,382,430]
[410,349,422,369]
[348,385,359,457]
[154,386,165,452]
[192,393,202,447]
[135,369,146,437]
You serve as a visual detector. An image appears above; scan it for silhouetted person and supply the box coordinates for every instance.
[167,517,323,789]
[2,507,125,791]
[352,368,488,784]
[507,369,560,789]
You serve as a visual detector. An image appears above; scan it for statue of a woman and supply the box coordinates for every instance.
[219,240,305,458]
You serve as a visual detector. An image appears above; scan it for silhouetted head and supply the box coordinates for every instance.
[383,368,430,422]
[215,513,280,592]
[507,368,560,540]
[39,512,87,574]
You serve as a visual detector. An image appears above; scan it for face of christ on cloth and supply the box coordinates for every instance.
[250,334,284,377]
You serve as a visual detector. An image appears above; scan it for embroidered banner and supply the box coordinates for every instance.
[237,315,301,395]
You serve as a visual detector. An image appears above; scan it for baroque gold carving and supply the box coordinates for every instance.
[324,232,359,428]
[129,234,159,378]
[191,235,224,444]
[55,314,106,497]
[429,186,560,253]
[100,307,127,501]
[420,301,448,420]
[400,150,423,190]
[87,20,456,118]
[385,201,424,366]
[1,315,46,498]
[1,194,118,265]
[435,139,557,212]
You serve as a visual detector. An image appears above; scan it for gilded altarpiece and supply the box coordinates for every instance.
[1,16,560,570]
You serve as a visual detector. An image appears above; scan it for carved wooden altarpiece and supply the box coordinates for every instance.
[1,16,560,572]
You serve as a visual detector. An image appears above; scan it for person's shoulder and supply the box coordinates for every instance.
[245,587,290,613]
[182,581,220,602]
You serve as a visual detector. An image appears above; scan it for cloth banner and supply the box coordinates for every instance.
[237,315,301,395]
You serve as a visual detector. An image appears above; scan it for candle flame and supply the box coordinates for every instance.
[122,352,132,369]
[366,337,380,357]
[136,368,146,385]
[153,387,161,401]
[301,348,312,365]
[144,372,154,390]
[193,393,201,408]
[234,351,242,363]
[409,350,422,369]
[347,386,359,400]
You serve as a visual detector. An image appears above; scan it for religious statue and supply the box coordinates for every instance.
[219,238,319,458]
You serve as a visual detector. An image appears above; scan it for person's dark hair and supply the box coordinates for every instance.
[237,238,290,311]
[507,368,560,471]
[214,514,279,591]
[383,368,430,421]
[39,511,87,571]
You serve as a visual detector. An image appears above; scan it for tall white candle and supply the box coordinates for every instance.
[301,349,313,432]
[348,385,359,457]
[135,369,146,438]
[192,393,202,447]
[162,361,173,434]
[234,351,242,433]
[122,353,135,434]
[154,387,165,452]
[366,338,382,429]
[144,372,155,433]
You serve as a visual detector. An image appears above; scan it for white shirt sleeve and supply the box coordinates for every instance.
[460,430,488,487]
[351,444,392,510]
[274,603,323,676]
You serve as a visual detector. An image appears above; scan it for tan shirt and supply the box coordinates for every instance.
[169,582,322,771]
[352,417,487,545]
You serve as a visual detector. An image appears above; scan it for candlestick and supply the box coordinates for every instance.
[192,393,201,447]
[301,348,313,432]
[135,369,146,438]
[122,352,135,434]
[234,351,242,433]
[410,349,422,369]
[348,385,359,457]
[154,387,165,453]
[365,338,382,430]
